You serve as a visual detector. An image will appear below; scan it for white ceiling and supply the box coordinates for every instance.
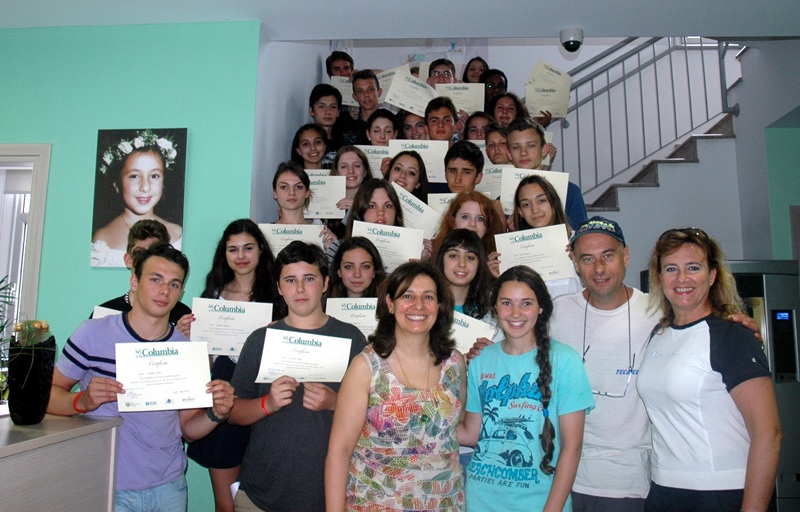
[3,0,799,41]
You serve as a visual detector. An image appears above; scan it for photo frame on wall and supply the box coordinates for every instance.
[90,128,188,267]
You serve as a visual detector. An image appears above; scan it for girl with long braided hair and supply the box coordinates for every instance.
[458,265,593,511]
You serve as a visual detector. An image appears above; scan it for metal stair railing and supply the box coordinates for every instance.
[552,37,740,201]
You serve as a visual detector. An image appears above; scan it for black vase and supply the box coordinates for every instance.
[7,335,56,425]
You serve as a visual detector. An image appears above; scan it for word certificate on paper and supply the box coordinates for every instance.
[192,298,273,356]
[255,328,351,383]
[116,341,212,412]
[494,225,574,279]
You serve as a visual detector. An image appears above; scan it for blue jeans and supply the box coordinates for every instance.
[114,475,187,512]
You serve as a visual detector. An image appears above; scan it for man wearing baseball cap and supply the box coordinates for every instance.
[551,216,655,511]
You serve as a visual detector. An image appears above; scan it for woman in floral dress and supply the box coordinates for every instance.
[325,261,466,511]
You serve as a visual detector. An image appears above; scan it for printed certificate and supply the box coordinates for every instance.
[384,70,438,118]
[475,164,509,199]
[377,64,410,103]
[305,175,346,219]
[525,60,573,118]
[391,182,443,239]
[93,305,120,319]
[435,83,485,114]
[351,220,424,272]
[305,168,330,177]
[354,145,391,178]
[256,328,351,383]
[388,139,449,183]
[451,311,498,355]
[330,76,357,107]
[427,193,458,213]
[494,225,574,280]
[116,341,212,412]
[259,223,323,254]
[326,297,379,339]
[499,168,569,215]
[191,298,273,356]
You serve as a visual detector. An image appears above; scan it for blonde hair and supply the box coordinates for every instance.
[647,228,744,328]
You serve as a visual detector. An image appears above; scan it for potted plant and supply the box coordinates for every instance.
[0,276,57,425]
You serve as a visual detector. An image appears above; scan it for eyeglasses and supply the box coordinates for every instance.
[485,82,506,90]
[431,70,453,78]
[658,227,708,241]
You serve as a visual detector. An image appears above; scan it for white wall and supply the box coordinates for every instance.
[250,38,330,223]
[602,137,743,286]
[728,39,800,259]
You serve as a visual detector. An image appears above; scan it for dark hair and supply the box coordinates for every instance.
[488,92,529,124]
[431,191,504,256]
[273,241,329,319]
[133,242,190,284]
[428,58,456,77]
[366,108,398,134]
[484,120,508,140]
[490,266,556,474]
[272,161,312,209]
[309,83,342,109]
[126,219,169,255]
[274,240,328,280]
[371,261,455,365]
[445,140,485,174]
[462,56,489,83]
[345,179,404,238]
[202,219,277,303]
[325,51,353,77]
[507,116,546,145]
[425,96,457,123]
[464,111,494,140]
[435,229,492,320]
[648,228,743,328]
[513,175,569,232]
[351,69,380,91]
[327,237,386,299]
[383,150,430,203]
[290,124,328,166]
[479,68,508,88]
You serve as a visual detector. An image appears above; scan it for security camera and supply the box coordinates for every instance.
[560,27,584,53]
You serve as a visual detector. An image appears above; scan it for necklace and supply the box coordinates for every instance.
[394,350,430,390]
[582,287,635,399]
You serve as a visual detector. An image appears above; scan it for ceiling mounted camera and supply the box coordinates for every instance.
[560,27,584,53]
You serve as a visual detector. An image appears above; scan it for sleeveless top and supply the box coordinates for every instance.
[346,345,465,511]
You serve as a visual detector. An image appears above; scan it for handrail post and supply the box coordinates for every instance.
[718,41,740,116]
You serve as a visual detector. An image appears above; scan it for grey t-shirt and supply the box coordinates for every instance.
[232,316,366,512]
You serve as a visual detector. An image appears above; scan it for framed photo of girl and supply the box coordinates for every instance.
[90,128,188,267]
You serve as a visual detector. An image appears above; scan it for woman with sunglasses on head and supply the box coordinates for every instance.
[638,228,781,512]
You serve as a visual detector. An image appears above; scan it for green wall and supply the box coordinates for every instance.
[0,21,261,511]
[766,127,800,259]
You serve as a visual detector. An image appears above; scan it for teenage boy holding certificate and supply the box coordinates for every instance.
[48,243,234,510]
[505,116,587,229]
[229,241,366,511]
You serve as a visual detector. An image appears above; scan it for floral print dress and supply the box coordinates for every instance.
[346,345,465,511]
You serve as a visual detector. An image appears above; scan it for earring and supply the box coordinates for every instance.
[388,307,394,314]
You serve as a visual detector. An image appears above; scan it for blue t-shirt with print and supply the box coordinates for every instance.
[466,339,594,511]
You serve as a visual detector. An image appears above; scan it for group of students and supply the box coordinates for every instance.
[45,49,781,512]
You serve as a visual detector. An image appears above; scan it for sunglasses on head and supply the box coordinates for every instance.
[658,227,709,241]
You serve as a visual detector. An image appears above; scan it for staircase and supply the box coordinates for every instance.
[590,113,735,212]
[584,113,745,279]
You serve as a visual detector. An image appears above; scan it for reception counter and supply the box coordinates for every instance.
[0,413,121,511]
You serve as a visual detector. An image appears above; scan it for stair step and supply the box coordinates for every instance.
[588,113,736,210]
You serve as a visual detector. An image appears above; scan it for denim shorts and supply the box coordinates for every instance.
[114,475,187,512]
